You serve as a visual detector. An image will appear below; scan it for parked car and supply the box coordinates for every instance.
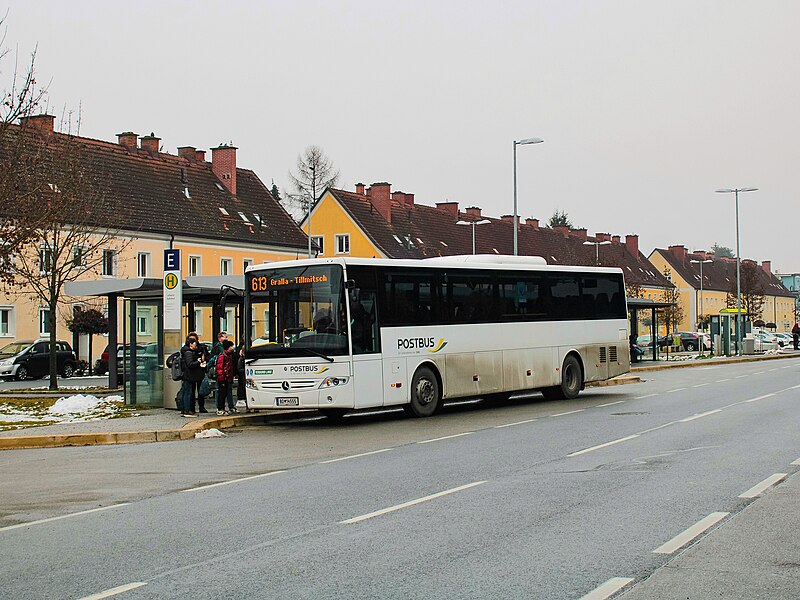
[635,334,669,349]
[772,332,792,347]
[0,339,79,381]
[669,331,705,351]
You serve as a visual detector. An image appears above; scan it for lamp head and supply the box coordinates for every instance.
[515,137,544,145]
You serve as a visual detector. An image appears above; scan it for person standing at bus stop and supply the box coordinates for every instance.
[792,322,800,350]
[180,337,204,417]
[215,340,236,415]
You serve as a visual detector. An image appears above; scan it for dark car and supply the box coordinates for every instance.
[668,332,704,351]
[0,339,79,380]
[635,334,669,349]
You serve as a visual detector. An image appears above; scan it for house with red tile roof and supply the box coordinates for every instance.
[649,245,795,332]
[0,115,308,363]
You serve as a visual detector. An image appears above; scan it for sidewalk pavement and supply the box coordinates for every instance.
[621,469,800,599]
[1,351,797,452]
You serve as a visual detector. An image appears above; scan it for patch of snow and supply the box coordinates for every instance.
[195,428,226,439]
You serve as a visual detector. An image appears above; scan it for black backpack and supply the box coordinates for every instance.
[166,351,183,381]
[206,353,219,380]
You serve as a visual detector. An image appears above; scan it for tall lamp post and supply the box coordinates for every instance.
[690,258,712,330]
[715,187,758,355]
[583,240,611,265]
[456,219,491,254]
[513,137,544,255]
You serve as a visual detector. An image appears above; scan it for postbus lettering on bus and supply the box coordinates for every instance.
[397,337,436,350]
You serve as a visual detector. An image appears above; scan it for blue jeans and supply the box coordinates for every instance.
[179,379,194,413]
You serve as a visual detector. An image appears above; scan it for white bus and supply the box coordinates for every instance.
[243,255,630,418]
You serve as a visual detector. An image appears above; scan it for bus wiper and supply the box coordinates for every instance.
[294,347,335,362]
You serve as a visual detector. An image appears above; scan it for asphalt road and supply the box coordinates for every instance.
[1,358,799,599]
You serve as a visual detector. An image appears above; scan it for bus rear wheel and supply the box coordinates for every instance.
[542,355,582,400]
[407,366,441,418]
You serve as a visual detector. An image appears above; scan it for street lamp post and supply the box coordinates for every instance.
[690,258,713,330]
[583,240,611,265]
[715,187,758,355]
[456,219,491,254]
[513,137,544,255]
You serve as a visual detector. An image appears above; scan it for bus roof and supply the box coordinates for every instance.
[245,255,624,276]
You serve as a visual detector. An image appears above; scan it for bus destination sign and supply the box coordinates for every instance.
[251,274,328,291]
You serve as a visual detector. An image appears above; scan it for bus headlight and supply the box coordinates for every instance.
[246,379,257,390]
[319,376,348,388]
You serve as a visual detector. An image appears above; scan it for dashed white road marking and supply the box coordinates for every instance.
[692,383,710,388]
[739,474,787,499]
[182,471,286,492]
[340,481,486,524]
[320,448,393,464]
[634,394,657,399]
[653,512,729,554]
[680,409,722,422]
[754,371,766,375]
[716,378,731,382]
[735,375,748,379]
[494,419,537,428]
[568,434,640,457]
[417,432,474,444]
[579,577,634,600]
[77,582,147,600]
[745,393,775,403]
[595,400,625,408]
[0,503,129,533]
[550,409,585,417]
[666,388,687,393]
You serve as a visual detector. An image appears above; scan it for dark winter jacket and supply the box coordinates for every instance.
[182,347,205,383]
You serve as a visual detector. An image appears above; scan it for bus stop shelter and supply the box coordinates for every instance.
[626,297,674,362]
[65,275,244,407]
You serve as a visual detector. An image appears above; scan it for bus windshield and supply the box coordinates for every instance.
[246,264,348,358]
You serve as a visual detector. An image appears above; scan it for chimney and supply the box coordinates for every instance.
[211,144,238,195]
[742,258,757,267]
[355,182,365,195]
[435,201,459,217]
[612,235,621,244]
[501,215,514,223]
[20,114,55,133]
[404,193,414,207]
[367,182,392,223]
[392,191,408,207]
[625,234,639,256]
[177,146,196,160]
[595,232,611,242]
[554,226,570,237]
[140,132,161,154]
[571,228,587,239]
[668,244,687,261]
[761,260,772,275]
[195,150,206,162]
[465,206,482,217]
[525,218,539,229]
[117,131,138,149]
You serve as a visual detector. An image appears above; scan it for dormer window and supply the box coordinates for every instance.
[218,207,229,216]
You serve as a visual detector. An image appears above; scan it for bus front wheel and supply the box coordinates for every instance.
[542,355,582,400]
[407,367,441,418]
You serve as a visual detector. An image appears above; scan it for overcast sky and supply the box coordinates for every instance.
[6,1,799,271]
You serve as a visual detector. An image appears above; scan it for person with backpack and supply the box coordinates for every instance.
[215,339,236,415]
[180,337,205,417]
[187,332,209,413]
[235,344,247,411]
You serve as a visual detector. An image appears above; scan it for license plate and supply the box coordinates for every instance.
[276,397,299,406]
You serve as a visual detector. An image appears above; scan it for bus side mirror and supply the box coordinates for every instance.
[348,288,360,304]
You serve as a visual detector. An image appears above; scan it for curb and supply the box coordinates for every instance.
[633,352,800,372]
[586,374,641,387]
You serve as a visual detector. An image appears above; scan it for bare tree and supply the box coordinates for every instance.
[725,260,766,320]
[286,145,339,221]
[657,268,684,357]
[8,122,131,389]
[0,21,48,284]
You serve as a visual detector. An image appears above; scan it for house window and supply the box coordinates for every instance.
[188,256,201,277]
[72,246,86,268]
[311,235,324,256]
[220,308,234,333]
[137,252,151,277]
[136,308,153,336]
[243,258,254,272]
[220,258,233,276]
[39,246,53,274]
[102,249,117,276]
[39,308,51,336]
[194,309,204,337]
[0,306,13,336]
[335,234,350,255]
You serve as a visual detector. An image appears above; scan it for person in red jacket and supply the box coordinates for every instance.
[215,340,236,415]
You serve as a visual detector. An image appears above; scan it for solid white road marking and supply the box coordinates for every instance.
[320,448,393,464]
[746,393,775,403]
[579,577,634,600]
[0,504,129,533]
[680,409,722,422]
[595,400,625,407]
[550,409,585,417]
[495,419,537,428]
[77,582,147,600]
[568,435,640,457]
[340,481,486,524]
[739,473,787,499]
[417,432,474,444]
[181,471,286,492]
[653,512,729,554]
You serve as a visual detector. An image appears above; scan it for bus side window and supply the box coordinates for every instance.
[351,292,378,354]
